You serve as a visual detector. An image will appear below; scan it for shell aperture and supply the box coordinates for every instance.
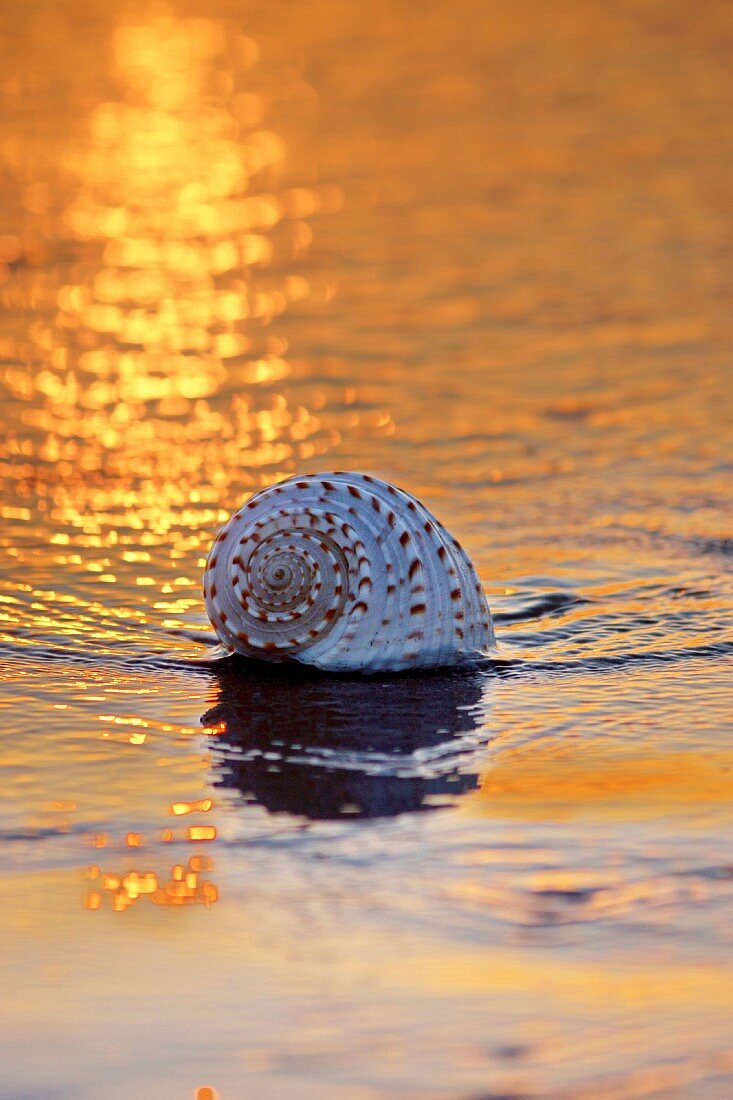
[204,471,495,672]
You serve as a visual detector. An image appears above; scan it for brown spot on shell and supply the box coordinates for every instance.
[410,603,426,616]
[399,531,411,549]
[210,583,218,598]
[408,559,421,581]
[353,601,368,614]
[347,485,362,499]
[450,588,461,600]
[407,630,423,641]
[237,631,250,643]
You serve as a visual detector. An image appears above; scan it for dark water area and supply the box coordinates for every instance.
[0,0,732,1097]
[203,660,490,820]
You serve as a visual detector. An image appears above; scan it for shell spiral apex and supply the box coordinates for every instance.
[204,472,495,673]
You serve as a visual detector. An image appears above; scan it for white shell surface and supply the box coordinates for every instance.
[204,472,495,673]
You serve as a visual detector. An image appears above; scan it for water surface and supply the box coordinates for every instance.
[1,1,732,1097]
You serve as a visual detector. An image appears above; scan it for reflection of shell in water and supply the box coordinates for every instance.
[202,660,490,819]
[204,472,495,672]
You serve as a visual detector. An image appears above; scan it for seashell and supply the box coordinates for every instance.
[204,471,495,673]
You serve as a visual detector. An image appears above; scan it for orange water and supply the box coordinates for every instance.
[1,2,732,1097]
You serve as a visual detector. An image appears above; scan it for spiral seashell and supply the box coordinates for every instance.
[204,472,495,673]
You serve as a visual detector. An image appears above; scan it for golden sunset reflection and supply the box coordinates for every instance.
[85,855,218,911]
[1,0,733,1096]
[0,7,361,628]
[471,743,733,822]
[0,5,399,671]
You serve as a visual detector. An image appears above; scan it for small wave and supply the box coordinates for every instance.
[493,591,590,624]
[0,636,222,678]
[490,639,733,679]
[0,593,728,686]
[690,535,733,557]
[0,822,98,843]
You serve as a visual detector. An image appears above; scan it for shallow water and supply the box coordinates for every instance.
[1,1,732,1097]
